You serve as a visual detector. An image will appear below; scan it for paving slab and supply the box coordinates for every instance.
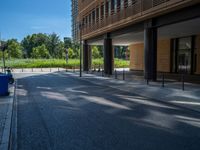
[63,71,200,113]
[0,84,15,150]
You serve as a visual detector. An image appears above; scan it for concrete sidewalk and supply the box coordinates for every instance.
[64,71,200,113]
[0,84,15,150]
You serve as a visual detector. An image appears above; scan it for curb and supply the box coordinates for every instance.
[0,83,16,150]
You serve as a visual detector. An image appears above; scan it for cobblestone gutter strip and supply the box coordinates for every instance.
[0,83,15,150]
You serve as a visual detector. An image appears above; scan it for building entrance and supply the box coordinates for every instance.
[177,37,192,73]
[172,37,194,74]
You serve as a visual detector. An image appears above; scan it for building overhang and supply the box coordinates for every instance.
[87,17,200,46]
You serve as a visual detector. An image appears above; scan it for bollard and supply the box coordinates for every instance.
[58,68,60,72]
[115,70,117,79]
[123,69,125,80]
[73,66,75,73]
[182,74,185,91]
[162,73,165,87]
[22,68,23,72]
[91,66,94,74]
[146,77,149,85]
[102,70,104,77]
[98,64,101,72]
[93,66,95,72]
[41,68,43,72]
[50,68,52,72]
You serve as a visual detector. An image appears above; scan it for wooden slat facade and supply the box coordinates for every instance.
[78,0,199,40]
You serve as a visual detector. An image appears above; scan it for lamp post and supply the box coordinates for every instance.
[0,33,6,73]
[3,50,5,73]
[0,45,6,73]
[79,22,83,77]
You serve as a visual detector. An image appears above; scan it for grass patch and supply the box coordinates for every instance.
[0,59,129,68]
[92,58,129,68]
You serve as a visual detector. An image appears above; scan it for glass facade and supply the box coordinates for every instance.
[178,37,192,73]
[72,0,79,42]
[172,36,195,74]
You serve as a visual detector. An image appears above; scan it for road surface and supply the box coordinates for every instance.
[12,72,200,150]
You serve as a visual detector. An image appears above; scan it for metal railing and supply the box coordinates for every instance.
[73,64,193,91]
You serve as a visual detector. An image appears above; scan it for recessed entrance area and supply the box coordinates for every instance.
[128,17,200,76]
[171,37,193,74]
[83,17,200,82]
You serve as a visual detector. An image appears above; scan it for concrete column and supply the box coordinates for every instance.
[83,41,91,71]
[89,46,92,70]
[144,21,157,81]
[104,34,113,75]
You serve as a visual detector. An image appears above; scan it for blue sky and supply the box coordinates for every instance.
[0,0,71,41]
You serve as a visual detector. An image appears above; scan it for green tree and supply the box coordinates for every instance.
[21,33,49,58]
[0,41,8,59]
[6,39,23,59]
[71,42,80,59]
[64,37,72,49]
[21,35,32,58]
[56,41,66,59]
[21,33,70,59]
[99,46,103,58]
[92,46,101,59]
[47,33,60,58]
[68,48,75,58]
[31,44,50,59]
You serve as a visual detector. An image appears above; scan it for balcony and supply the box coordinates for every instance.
[80,0,197,39]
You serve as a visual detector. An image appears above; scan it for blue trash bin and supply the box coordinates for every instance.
[0,74,9,96]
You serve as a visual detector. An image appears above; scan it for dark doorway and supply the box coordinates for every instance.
[172,36,195,74]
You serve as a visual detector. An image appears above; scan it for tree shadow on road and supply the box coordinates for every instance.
[15,72,200,150]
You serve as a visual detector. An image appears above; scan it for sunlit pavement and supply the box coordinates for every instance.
[71,71,200,112]
[13,72,200,150]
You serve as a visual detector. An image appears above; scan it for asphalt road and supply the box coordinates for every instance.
[13,72,200,150]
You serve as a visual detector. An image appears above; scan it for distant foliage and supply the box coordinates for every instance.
[0,39,23,59]
[31,44,50,59]
[92,46,101,59]
[0,33,79,59]
[68,48,75,59]
[7,39,23,58]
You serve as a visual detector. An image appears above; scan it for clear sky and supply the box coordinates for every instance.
[0,0,71,41]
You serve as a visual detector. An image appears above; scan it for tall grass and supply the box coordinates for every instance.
[0,59,129,68]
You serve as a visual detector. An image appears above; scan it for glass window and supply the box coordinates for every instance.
[101,4,104,20]
[171,36,195,74]
[105,1,109,17]
[117,0,121,12]
[177,37,192,73]
[178,37,192,50]
[124,0,128,8]
[92,10,95,22]
[111,0,115,14]
[96,7,99,22]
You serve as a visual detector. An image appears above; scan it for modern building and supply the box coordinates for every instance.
[78,0,200,80]
[71,0,79,42]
